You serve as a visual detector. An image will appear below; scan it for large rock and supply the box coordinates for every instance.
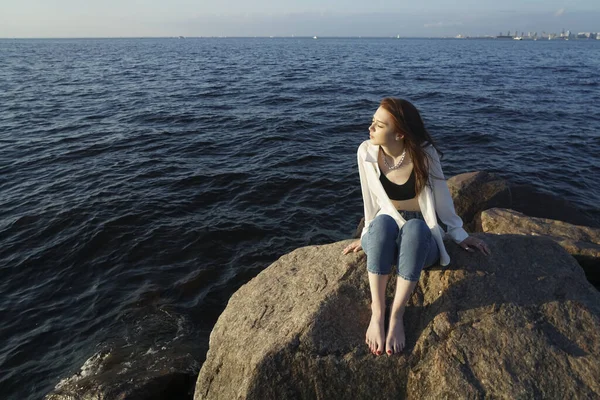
[46,309,200,400]
[46,348,198,400]
[194,236,600,399]
[447,171,511,231]
[447,172,598,230]
[477,207,600,287]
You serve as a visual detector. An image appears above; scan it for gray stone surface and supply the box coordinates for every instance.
[194,235,600,399]
[478,207,600,287]
[447,171,598,230]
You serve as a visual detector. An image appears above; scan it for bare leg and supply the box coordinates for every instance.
[385,276,418,355]
[365,272,390,355]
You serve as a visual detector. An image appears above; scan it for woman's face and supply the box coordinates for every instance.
[369,106,395,145]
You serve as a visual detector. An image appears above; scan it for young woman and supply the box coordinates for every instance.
[342,97,490,357]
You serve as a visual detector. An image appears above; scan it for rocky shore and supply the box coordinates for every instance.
[46,171,600,399]
[195,236,599,399]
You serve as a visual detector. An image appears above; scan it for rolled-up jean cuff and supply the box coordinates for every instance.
[367,269,391,275]
[396,273,420,282]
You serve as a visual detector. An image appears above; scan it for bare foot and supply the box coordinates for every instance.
[385,312,406,355]
[365,312,385,356]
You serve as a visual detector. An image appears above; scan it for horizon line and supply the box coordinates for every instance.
[0,35,575,40]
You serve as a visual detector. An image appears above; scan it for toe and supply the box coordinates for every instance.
[386,340,394,354]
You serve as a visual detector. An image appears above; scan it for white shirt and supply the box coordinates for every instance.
[357,139,469,266]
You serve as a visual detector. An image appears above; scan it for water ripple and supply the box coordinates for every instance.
[1,37,599,400]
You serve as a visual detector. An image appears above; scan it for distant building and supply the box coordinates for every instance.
[491,28,597,40]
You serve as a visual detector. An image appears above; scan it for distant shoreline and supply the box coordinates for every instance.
[1,36,599,40]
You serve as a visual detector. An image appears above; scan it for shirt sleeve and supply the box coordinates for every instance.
[357,145,380,239]
[425,145,469,243]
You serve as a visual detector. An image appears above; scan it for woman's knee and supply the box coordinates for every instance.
[369,214,398,237]
[400,218,430,240]
[364,215,397,275]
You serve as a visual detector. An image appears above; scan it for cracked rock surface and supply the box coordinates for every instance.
[194,235,600,399]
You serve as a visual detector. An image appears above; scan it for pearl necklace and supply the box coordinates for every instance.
[380,147,406,170]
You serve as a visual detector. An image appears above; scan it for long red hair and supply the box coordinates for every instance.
[379,97,444,195]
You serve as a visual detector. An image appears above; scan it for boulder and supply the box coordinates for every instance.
[46,309,200,400]
[46,348,198,400]
[446,171,511,231]
[194,236,600,399]
[477,207,600,287]
[446,172,598,230]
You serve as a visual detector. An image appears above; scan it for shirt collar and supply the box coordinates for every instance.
[364,140,379,163]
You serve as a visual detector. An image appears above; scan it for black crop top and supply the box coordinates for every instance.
[379,169,417,200]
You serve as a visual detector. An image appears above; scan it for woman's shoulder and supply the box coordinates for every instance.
[421,142,439,158]
[357,140,370,156]
[358,139,370,149]
[421,141,435,152]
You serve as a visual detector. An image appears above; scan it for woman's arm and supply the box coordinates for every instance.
[357,144,380,239]
[425,145,469,243]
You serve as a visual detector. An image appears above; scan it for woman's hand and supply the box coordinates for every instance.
[342,240,363,255]
[458,236,491,255]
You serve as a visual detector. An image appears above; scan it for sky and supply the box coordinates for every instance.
[0,0,598,38]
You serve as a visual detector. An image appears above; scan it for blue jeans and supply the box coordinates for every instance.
[360,211,440,281]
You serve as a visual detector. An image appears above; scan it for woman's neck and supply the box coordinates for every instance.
[380,142,406,163]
